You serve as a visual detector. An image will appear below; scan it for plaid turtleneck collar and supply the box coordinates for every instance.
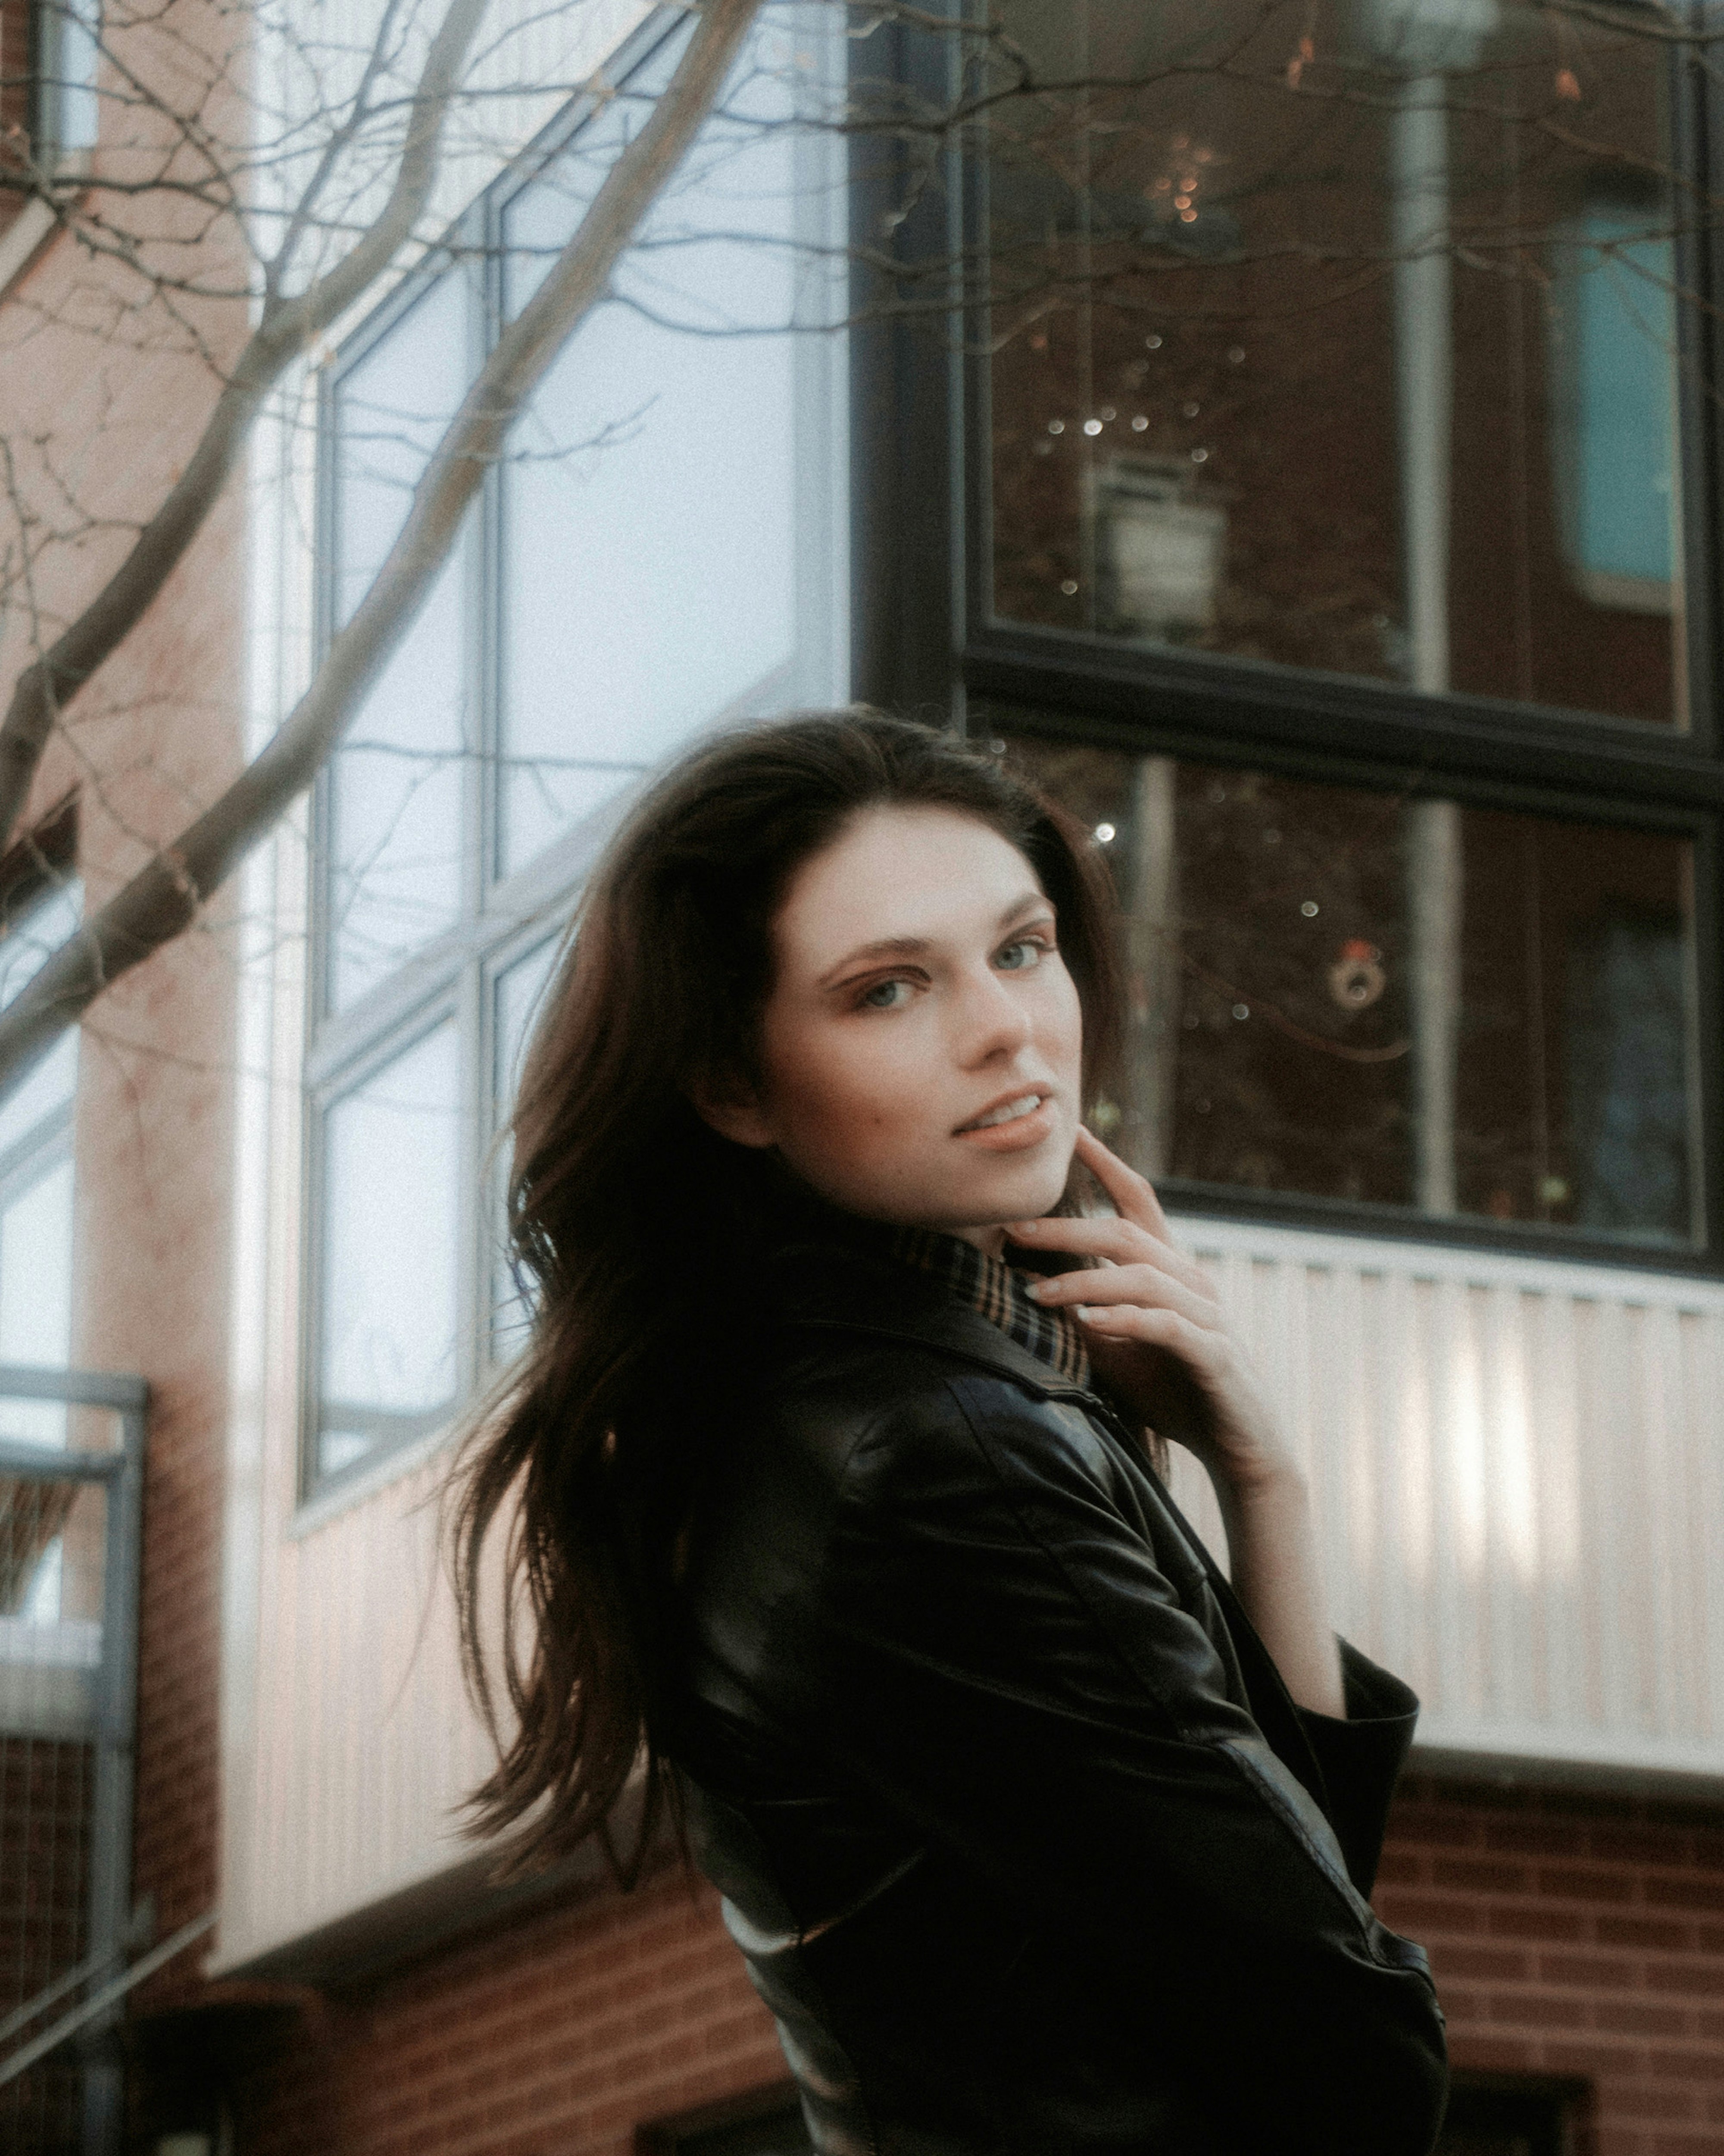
[888,1224,1091,1388]
[753,1168,1091,1389]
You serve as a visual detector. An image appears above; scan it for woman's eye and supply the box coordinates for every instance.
[995,938,1047,972]
[859,978,912,1010]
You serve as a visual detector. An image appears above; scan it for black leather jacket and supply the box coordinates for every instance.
[668,1230,1449,2156]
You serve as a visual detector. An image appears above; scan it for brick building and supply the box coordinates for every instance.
[0,0,1722,2152]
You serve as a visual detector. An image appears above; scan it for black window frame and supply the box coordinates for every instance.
[850,3,1724,1277]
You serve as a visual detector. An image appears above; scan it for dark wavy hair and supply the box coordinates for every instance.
[449,710,1124,1880]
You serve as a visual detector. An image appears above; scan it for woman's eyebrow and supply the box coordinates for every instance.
[817,892,1050,987]
[818,934,928,986]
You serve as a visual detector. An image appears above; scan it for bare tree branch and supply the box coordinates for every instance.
[1540,0,1724,41]
[0,0,765,1104]
[0,0,492,857]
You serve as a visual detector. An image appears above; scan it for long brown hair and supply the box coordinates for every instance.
[450,711,1123,1879]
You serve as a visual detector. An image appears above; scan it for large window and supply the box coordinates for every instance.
[305,6,846,1491]
[850,0,1724,1261]
[1006,738,1697,1245]
[982,0,1685,728]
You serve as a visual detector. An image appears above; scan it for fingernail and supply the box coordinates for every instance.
[1012,1220,1040,1235]
[1027,1279,1049,1300]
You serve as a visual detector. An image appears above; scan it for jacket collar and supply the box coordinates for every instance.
[762,1231,1100,1406]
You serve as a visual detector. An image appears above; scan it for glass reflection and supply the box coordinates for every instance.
[496,18,803,874]
[0,881,80,1444]
[490,936,559,1355]
[0,879,80,1162]
[987,0,1686,727]
[328,275,472,1009]
[318,1021,462,1478]
[1009,734,1698,1243]
[0,1158,73,1366]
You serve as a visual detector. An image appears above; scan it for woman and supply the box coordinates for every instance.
[453,712,1449,2156]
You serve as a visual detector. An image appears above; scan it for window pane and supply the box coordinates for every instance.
[0,881,81,1161]
[986,1,1685,727]
[37,0,101,153]
[317,1022,462,1480]
[328,275,472,1008]
[496,936,559,1101]
[490,937,559,1355]
[0,1155,73,1367]
[1007,734,1699,1244]
[333,274,468,622]
[496,17,806,874]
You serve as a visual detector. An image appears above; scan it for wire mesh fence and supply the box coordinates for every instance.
[0,1371,144,2156]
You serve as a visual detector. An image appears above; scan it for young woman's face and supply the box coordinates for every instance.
[707,805,1084,1250]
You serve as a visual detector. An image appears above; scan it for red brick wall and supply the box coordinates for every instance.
[1378,1774,1724,2156]
[210,1869,784,2156]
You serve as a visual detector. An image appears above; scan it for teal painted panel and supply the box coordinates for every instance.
[1556,209,1675,588]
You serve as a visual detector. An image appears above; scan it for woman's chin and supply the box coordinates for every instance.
[799,1127,1077,1235]
[958,1148,1074,1227]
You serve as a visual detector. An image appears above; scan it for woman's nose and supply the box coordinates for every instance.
[956,966,1033,1064]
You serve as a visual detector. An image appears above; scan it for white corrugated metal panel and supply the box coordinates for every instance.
[216,1424,506,1973]
[1163,1214,1724,1787]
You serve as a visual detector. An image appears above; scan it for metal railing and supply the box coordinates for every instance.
[0,1366,146,2156]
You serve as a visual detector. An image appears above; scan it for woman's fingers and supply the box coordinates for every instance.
[1032,1260,1218,1333]
[1076,1300,1199,1347]
[1012,1213,1140,1262]
[1010,1208,1214,1300]
[1071,1124,1173,1242]
[1077,1302,1250,1423]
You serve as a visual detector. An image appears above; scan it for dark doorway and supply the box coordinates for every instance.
[1438,2073,1585,2156]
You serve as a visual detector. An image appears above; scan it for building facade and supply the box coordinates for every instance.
[1,0,1723,2151]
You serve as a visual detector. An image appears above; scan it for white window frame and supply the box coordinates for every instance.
[297,2,849,1499]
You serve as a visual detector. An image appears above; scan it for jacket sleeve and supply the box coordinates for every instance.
[1298,1638,1421,1896]
[812,1374,1448,2156]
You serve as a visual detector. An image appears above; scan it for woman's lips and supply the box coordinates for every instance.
[953,1094,1059,1151]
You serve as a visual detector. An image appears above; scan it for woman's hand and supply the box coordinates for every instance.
[1014,1126,1344,1718]
[1008,1125,1301,1504]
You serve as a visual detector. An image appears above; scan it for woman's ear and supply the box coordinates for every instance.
[687,1075,778,1151]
